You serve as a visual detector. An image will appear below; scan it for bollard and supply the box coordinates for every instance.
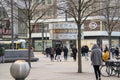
[10,60,30,80]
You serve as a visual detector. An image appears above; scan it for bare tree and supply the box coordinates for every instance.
[5,0,55,67]
[101,0,120,58]
[56,0,102,73]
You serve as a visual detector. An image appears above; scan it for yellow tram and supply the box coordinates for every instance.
[0,39,26,49]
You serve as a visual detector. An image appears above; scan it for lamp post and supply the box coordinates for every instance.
[11,0,14,49]
[42,23,44,53]
[45,24,47,49]
[65,10,67,22]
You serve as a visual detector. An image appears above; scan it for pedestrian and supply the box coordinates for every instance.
[72,45,77,61]
[70,48,73,57]
[45,47,51,57]
[84,45,89,61]
[115,47,119,57]
[0,44,5,63]
[91,44,103,80]
[103,45,109,59]
[81,45,85,56]
[110,46,115,58]
[54,47,58,60]
[63,46,68,61]
[102,49,109,61]
[56,46,62,62]
[50,47,55,61]
[31,47,35,51]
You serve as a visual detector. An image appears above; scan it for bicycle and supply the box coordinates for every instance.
[100,61,111,77]
[100,60,120,77]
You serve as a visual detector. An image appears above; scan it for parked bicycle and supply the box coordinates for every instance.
[100,60,120,77]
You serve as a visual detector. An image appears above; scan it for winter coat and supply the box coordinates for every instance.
[84,46,89,53]
[56,47,62,55]
[102,51,109,61]
[63,47,68,55]
[91,44,103,65]
[72,48,77,54]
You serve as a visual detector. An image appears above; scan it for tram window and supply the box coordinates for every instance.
[15,43,21,49]
[10,43,17,49]
[4,44,11,49]
[17,43,22,49]
[21,42,26,48]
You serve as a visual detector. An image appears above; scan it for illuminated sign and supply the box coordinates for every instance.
[49,22,84,40]
[89,22,98,29]
[49,22,78,29]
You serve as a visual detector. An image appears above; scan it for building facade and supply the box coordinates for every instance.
[31,0,120,52]
[0,0,28,40]
[0,0,119,51]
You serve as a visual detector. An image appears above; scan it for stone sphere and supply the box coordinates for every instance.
[10,60,30,79]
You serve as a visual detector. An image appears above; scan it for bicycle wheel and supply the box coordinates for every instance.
[100,65,110,77]
[109,66,117,76]
[114,66,120,77]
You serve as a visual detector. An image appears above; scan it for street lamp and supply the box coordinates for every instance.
[11,0,14,49]
[42,23,44,53]
[65,10,67,22]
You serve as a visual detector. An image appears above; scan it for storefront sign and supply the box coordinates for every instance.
[49,22,78,29]
[50,34,77,40]
[84,20,100,31]
[52,29,77,33]
[89,21,98,29]
[49,22,84,40]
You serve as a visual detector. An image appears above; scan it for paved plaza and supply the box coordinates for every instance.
[0,52,119,80]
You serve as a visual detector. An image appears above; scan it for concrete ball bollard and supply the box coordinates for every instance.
[10,60,30,80]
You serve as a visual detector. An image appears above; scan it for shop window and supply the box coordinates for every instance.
[47,0,51,4]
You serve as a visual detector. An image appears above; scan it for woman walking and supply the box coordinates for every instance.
[91,44,103,80]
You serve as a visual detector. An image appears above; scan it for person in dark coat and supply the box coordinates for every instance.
[72,45,77,61]
[115,47,119,57]
[45,47,51,57]
[110,46,115,58]
[91,44,103,80]
[84,45,89,60]
[50,47,55,61]
[0,44,5,63]
[56,46,62,62]
[63,46,68,61]
[81,45,85,56]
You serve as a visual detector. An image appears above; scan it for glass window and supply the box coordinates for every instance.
[42,0,45,5]
[32,23,49,33]
[35,0,39,3]
[32,24,41,33]
[47,11,52,16]
[47,0,51,4]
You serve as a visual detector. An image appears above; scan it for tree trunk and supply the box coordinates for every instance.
[77,24,82,73]
[108,32,112,59]
[28,18,31,68]
[27,0,31,68]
